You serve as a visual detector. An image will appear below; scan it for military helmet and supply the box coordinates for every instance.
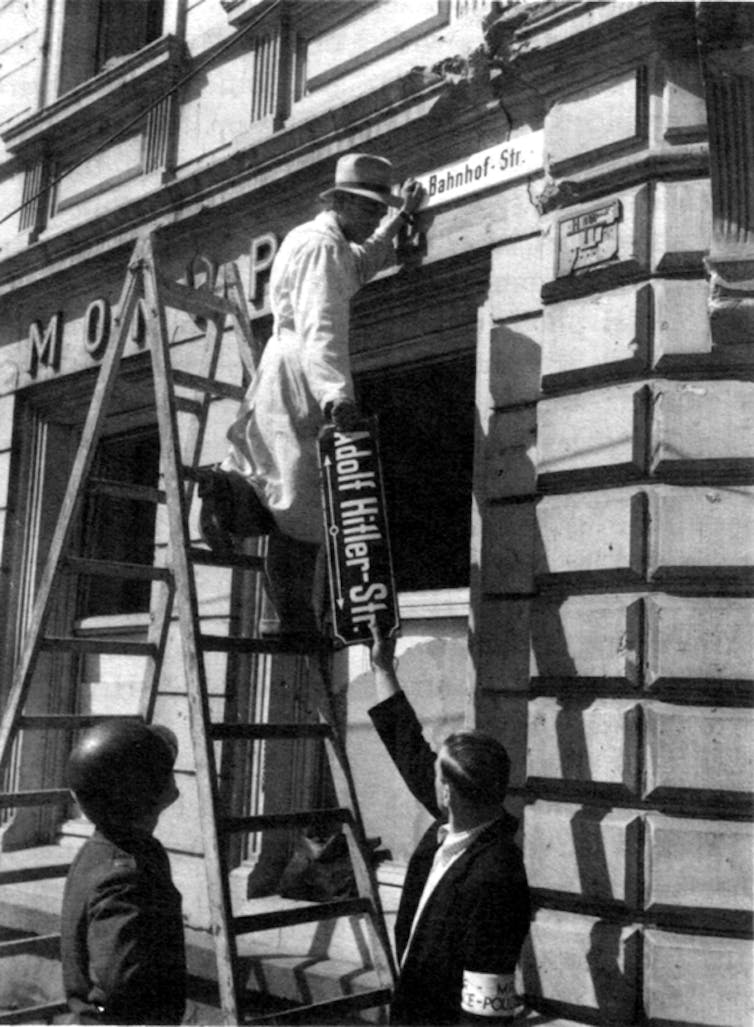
[67,718,177,823]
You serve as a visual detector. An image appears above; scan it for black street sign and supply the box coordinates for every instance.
[318,417,400,647]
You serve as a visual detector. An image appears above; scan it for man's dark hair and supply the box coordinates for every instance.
[440,730,510,806]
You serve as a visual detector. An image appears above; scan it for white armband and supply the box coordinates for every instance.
[461,971,516,1018]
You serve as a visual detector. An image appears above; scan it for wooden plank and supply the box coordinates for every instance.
[220,807,352,834]
[0,862,69,884]
[40,637,157,657]
[209,722,331,741]
[172,368,245,402]
[87,477,165,503]
[18,713,139,730]
[188,547,266,572]
[0,789,70,808]
[156,275,236,317]
[243,988,392,1025]
[64,556,172,582]
[199,634,322,655]
[0,1001,68,1024]
[0,933,60,957]
[174,395,204,418]
[233,897,371,935]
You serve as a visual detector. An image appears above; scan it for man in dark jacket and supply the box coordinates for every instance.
[61,719,186,1025]
[368,629,530,1024]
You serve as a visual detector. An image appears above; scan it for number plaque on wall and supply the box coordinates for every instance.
[556,199,622,276]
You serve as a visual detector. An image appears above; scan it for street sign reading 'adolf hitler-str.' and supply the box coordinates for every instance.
[415,131,544,210]
[318,419,400,647]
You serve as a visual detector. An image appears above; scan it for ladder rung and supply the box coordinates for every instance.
[220,807,352,835]
[0,933,60,958]
[18,714,140,731]
[209,723,332,741]
[0,863,70,886]
[157,275,236,318]
[0,789,70,808]
[0,1001,68,1024]
[172,368,245,402]
[243,987,392,1025]
[87,477,165,503]
[175,395,204,418]
[40,637,158,657]
[64,556,172,582]
[233,896,372,935]
[189,547,266,571]
[200,634,323,655]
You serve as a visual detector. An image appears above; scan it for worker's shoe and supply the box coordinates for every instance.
[197,467,274,557]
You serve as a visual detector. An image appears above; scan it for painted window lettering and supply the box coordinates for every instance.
[25,234,277,381]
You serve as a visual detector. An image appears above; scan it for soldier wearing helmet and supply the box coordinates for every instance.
[60,719,186,1025]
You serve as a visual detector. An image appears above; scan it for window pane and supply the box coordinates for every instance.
[78,428,159,616]
[96,0,163,72]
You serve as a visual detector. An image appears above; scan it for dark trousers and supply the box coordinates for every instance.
[199,468,328,639]
[263,528,327,639]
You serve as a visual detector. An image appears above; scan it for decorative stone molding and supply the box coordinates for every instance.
[1,35,187,157]
[696,2,754,346]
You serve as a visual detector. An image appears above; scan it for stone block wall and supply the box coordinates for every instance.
[477,5,754,1024]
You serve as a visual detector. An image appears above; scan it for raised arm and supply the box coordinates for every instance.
[367,626,442,818]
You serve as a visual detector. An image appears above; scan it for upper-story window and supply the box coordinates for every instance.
[58,0,164,95]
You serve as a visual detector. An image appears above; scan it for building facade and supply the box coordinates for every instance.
[0,1,752,1023]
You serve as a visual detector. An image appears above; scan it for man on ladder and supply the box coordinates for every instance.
[199,152,424,644]
[0,160,412,1022]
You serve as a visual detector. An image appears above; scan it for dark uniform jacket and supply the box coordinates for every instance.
[369,691,530,1025]
[61,826,186,1025]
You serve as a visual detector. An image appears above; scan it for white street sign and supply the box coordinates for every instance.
[416,131,544,211]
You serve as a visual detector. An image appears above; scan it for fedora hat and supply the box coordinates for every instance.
[320,153,401,207]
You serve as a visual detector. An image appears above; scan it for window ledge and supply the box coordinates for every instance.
[398,587,469,620]
[1,34,188,156]
[221,0,277,25]
[222,0,367,37]
[73,612,151,633]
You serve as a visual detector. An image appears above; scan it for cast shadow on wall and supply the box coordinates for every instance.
[467,322,639,1024]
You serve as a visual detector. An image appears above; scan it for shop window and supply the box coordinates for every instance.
[355,353,475,593]
[77,427,160,618]
[59,0,164,95]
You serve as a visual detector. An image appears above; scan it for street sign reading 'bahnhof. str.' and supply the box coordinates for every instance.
[415,131,544,211]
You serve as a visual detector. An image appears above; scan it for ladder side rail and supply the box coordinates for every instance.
[143,278,234,722]
[167,308,226,484]
[137,569,176,725]
[316,658,398,986]
[323,725,398,988]
[142,243,241,1026]
[0,238,147,774]
[223,261,262,377]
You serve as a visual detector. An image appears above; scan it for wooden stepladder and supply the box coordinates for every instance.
[0,234,395,1024]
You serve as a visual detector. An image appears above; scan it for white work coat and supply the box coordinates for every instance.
[223,210,394,544]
